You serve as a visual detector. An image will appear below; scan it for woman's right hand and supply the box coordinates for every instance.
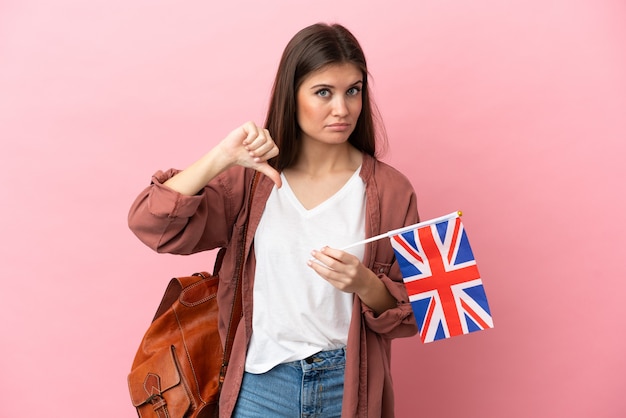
[163,121,281,195]
[218,121,282,188]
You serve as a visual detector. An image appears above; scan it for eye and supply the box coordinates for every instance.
[316,89,331,98]
[347,86,361,96]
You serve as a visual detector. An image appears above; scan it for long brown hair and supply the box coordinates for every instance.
[264,23,385,171]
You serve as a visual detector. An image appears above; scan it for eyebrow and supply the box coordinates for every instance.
[309,80,363,90]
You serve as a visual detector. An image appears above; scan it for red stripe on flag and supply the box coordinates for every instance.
[460,298,490,330]
[447,218,461,265]
[392,234,423,263]
[420,297,437,343]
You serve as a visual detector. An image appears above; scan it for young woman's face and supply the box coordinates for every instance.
[296,62,363,146]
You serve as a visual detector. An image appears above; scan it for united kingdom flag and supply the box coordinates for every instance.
[390,215,493,343]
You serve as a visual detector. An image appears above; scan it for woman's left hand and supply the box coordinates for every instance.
[307,246,376,295]
[307,246,396,315]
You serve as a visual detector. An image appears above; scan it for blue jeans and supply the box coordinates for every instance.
[233,347,346,418]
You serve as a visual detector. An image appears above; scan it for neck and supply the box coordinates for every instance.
[291,141,361,177]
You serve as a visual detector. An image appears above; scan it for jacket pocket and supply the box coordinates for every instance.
[372,261,391,276]
[128,346,192,417]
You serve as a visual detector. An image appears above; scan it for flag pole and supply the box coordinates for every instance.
[341,211,462,251]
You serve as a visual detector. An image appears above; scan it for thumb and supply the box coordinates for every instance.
[255,162,283,188]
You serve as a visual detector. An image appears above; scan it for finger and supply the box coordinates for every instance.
[307,258,350,291]
[241,122,261,146]
[249,140,278,161]
[307,256,334,277]
[244,127,270,149]
[256,129,279,158]
[316,246,353,264]
[310,248,340,271]
[255,162,283,188]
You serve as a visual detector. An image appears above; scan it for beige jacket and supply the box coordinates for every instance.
[128,153,419,417]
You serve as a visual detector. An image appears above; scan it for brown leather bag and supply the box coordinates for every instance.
[127,173,258,418]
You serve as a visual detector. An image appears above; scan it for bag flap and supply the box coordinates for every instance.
[128,346,181,407]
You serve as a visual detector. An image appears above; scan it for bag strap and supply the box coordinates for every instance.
[219,171,260,388]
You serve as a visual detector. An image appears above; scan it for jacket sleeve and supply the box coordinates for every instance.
[360,164,420,339]
[127,167,246,255]
[360,268,418,339]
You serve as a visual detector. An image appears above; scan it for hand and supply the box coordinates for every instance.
[219,121,282,188]
[307,246,396,315]
[307,246,377,295]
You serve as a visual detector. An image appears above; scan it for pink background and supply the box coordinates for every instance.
[1,0,625,417]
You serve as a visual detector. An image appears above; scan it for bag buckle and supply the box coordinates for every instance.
[143,373,168,411]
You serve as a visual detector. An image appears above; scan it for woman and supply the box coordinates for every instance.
[129,23,419,417]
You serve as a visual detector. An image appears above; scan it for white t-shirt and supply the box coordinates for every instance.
[245,167,366,373]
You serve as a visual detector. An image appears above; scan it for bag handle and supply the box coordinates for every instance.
[219,171,260,388]
[151,247,225,323]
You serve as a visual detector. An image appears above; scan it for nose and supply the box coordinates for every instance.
[331,96,349,117]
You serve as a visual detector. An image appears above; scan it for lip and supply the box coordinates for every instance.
[326,123,351,131]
